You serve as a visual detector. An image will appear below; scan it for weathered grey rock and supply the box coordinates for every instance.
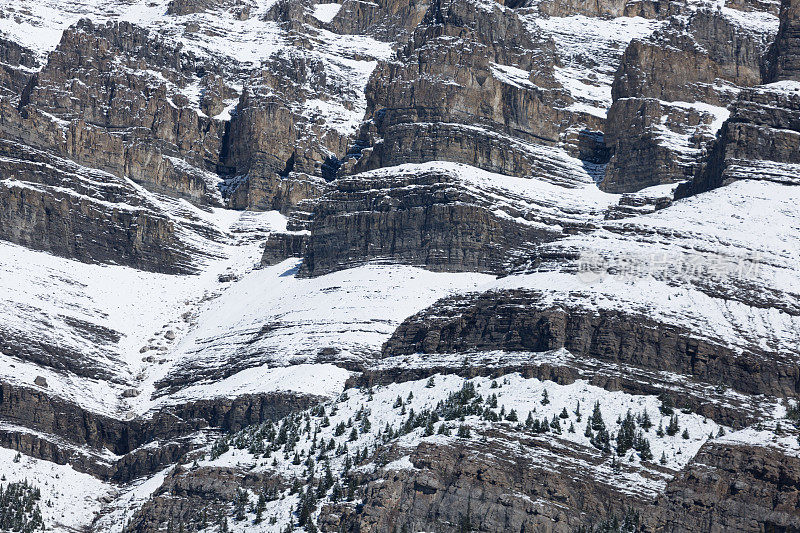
[221,49,351,211]
[120,466,285,533]
[679,84,800,196]
[329,0,431,42]
[346,0,589,183]
[382,289,800,398]
[538,0,678,18]
[261,231,309,265]
[650,441,800,532]
[21,19,228,206]
[679,0,800,196]
[299,169,555,276]
[167,0,234,16]
[0,138,199,274]
[602,8,777,192]
[0,380,321,479]
[764,0,800,81]
[612,12,768,105]
[601,97,730,192]
[323,433,645,532]
[0,36,37,99]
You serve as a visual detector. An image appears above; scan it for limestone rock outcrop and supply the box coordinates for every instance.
[601,7,778,192]
[764,0,800,82]
[299,169,551,276]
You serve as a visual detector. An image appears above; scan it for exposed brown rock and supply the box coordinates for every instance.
[22,19,228,205]
[330,0,431,42]
[602,8,777,192]
[678,84,800,196]
[765,0,800,82]
[324,433,649,532]
[347,0,588,183]
[651,441,800,532]
[382,289,800,398]
[299,169,553,276]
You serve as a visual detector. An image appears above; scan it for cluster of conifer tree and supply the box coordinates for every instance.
[0,480,45,532]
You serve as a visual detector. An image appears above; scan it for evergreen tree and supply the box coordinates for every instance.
[525,411,535,429]
[659,395,674,415]
[591,427,611,453]
[638,409,653,431]
[666,415,680,436]
[616,410,636,455]
[424,417,435,436]
[591,401,605,432]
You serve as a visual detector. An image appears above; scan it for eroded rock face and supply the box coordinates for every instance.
[538,0,676,18]
[602,97,724,192]
[167,0,235,16]
[601,8,777,192]
[24,19,227,205]
[348,0,585,182]
[0,139,197,274]
[680,84,800,196]
[323,434,645,532]
[651,441,800,532]
[382,290,800,398]
[0,36,37,98]
[765,0,800,82]
[1,0,800,530]
[299,169,551,276]
[330,0,432,41]
[612,12,766,105]
[221,44,362,211]
[121,466,284,533]
[0,380,321,479]
[679,0,800,198]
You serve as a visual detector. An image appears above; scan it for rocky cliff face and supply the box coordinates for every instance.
[765,0,800,81]
[344,0,605,186]
[300,168,553,276]
[382,289,800,399]
[651,438,800,532]
[601,6,778,192]
[679,0,800,196]
[23,19,229,206]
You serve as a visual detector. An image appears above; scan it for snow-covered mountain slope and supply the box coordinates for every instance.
[1,0,799,531]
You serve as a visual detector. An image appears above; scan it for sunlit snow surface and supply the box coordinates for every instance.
[0,447,111,531]
[0,0,796,529]
[0,231,492,417]
[531,15,665,117]
[0,0,280,64]
[496,179,800,358]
